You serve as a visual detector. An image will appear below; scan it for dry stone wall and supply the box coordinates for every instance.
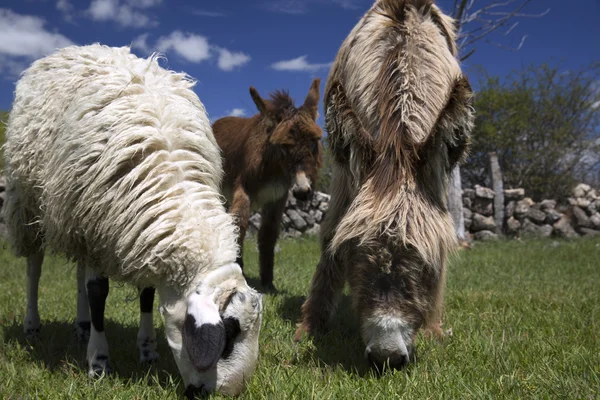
[463,183,600,241]
[1,175,597,241]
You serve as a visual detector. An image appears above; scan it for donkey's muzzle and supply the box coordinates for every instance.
[291,171,313,201]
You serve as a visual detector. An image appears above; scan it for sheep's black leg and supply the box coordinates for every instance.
[86,267,111,377]
[24,250,44,338]
[137,287,159,363]
[75,261,90,343]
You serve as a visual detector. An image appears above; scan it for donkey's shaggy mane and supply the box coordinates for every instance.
[326,0,474,268]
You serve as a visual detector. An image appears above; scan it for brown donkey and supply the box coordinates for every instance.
[212,80,323,290]
[296,0,475,370]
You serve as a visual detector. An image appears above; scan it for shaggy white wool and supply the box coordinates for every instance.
[3,44,238,293]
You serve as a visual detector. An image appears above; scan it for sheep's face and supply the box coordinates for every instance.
[159,264,263,397]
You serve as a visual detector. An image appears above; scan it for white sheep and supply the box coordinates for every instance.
[2,44,262,397]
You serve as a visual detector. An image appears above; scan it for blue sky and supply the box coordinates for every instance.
[0,0,598,127]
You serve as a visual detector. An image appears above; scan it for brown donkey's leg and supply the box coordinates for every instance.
[229,185,251,270]
[258,196,287,291]
[295,166,353,341]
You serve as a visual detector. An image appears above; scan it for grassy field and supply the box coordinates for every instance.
[0,236,599,399]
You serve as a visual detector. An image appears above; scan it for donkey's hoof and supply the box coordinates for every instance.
[24,328,40,340]
[261,282,277,293]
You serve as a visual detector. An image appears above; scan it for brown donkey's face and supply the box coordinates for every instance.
[249,79,323,201]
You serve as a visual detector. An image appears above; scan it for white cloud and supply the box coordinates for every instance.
[271,55,331,72]
[228,108,246,117]
[87,0,160,28]
[192,9,227,17]
[131,33,151,54]
[264,0,307,14]
[0,9,75,78]
[56,0,75,21]
[0,9,74,59]
[132,31,251,71]
[264,0,365,14]
[154,31,211,63]
[217,48,250,71]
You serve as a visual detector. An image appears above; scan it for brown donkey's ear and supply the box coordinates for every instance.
[301,78,321,120]
[249,87,272,115]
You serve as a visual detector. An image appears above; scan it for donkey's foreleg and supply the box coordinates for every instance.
[24,250,44,338]
[296,165,353,341]
[230,185,251,270]
[75,261,91,343]
[137,287,159,363]
[258,196,287,291]
[86,267,111,377]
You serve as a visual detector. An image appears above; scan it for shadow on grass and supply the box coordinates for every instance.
[279,294,391,377]
[2,319,181,391]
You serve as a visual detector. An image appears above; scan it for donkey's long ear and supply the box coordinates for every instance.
[301,78,321,120]
[250,87,271,115]
[183,292,226,372]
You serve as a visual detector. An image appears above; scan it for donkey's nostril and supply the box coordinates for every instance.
[366,348,409,371]
[184,384,210,399]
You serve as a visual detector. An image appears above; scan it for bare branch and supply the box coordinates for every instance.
[452,0,550,60]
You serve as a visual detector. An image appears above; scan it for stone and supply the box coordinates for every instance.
[311,197,320,208]
[462,188,475,200]
[568,197,578,206]
[472,198,493,217]
[249,213,262,230]
[539,224,554,238]
[315,192,330,202]
[298,210,315,226]
[286,209,307,231]
[314,210,323,223]
[587,201,598,215]
[464,218,472,231]
[544,209,562,225]
[474,230,499,241]
[475,185,495,200]
[575,197,591,209]
[505,201,516,218]
[553,217,579,239]
[287,192,297,207]
[514,199,530,218]
[586,189,598,200]
[572,206,591,228]
[504,188,525,201]
[539,199,557,211]
[471,213,496,232]
[521,219,543,237]
[281,213,291,226]
[526,207,547,225]
[318,202,329,213]
[573,183,591,198]
[591,213,600,229]
[463,207,472,220]
[463,196,472,209]
[283,229,302,239]
[506,217,521,234]
[579,227,600,237]
[305,224,320,236]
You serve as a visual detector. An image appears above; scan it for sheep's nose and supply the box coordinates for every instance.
[365,347,409,371]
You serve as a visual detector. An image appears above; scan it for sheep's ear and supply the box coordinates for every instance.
[183,293,226,372]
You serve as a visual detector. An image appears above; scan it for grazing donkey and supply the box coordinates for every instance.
[296,0,475,370]
[212,80,323,290]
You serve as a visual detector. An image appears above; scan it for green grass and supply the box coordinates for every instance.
[1,237,599,399]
